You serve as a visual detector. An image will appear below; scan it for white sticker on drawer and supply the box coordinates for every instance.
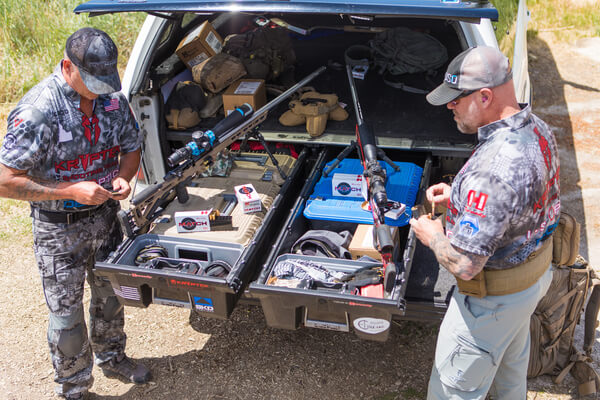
[353,317,390,334]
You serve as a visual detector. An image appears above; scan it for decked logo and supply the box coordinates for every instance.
[352,317,390,335]
[193,296,214,313]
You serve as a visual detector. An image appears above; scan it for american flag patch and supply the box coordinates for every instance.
[103,98,119,112]
[114,285,140,301]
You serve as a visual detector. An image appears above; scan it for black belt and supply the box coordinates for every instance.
[31,202,109,224]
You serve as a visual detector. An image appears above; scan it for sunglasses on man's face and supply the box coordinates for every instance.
[449,90,477,106]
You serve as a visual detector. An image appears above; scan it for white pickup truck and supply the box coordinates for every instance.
[76,0,530,341]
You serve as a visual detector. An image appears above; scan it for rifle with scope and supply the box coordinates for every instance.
[345,64,398,296]
[118,66,326,237]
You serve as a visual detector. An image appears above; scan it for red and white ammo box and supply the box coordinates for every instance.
[332,173,366,198]
[175,209,212,232]
[234,183,262,213]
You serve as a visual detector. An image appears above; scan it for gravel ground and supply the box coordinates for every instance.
[1,32,599,400]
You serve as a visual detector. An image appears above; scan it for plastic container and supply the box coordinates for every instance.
[303,158,422,226]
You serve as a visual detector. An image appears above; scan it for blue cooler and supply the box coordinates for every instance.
[303,158,423,226]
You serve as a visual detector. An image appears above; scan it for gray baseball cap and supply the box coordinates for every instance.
[65,28,121,95]
[426,46,512,106]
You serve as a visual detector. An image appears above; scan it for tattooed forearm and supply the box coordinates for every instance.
[12,176,61,200]
[0,164,65,201]
[429,232,488,280]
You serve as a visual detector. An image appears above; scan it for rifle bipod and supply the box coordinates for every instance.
[236,128,288,181]
[322,141,401,178]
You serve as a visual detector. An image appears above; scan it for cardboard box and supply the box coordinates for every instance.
[222,79,266,116]
[175,210,212,233]
[176,21,223,69]
[234,183,262,214]
[349,224,399,261]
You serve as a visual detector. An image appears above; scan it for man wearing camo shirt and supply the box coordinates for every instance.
[410,46,560,399]
[0,28,150,399]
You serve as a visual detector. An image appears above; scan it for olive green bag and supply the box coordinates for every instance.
[528,212,600,396]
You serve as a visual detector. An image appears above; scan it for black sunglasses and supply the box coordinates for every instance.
[449,89,478,106]
[456,89,477,100]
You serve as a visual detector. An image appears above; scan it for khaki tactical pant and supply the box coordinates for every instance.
[32,200,126,399]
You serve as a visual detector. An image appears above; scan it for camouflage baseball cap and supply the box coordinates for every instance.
[426,46,512,106]
[65,27,121,95]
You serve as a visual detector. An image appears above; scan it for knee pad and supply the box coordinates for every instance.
[57,323,86,358]
[102,296,123,322]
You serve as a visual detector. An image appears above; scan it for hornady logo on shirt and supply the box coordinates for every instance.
[54,145,120,173]
[466,190,488,217]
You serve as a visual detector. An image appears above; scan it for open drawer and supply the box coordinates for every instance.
[94,147,319,319]
[249,147,434,341]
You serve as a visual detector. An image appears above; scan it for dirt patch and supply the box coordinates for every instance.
[1,33,600,400]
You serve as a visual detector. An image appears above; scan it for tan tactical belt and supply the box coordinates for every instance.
[456,238,552,298]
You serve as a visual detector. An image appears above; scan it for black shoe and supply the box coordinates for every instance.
[100,354,151,384]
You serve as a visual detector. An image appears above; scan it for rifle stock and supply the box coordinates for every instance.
[121,66,326,236]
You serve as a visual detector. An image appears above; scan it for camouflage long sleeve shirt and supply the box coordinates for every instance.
[445,105,560,270]
[0,63,141,211]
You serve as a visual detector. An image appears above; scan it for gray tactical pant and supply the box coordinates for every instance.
[32,200,126,399]
[427,266,553,400]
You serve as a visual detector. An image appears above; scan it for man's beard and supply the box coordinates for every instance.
[454,111,478,134]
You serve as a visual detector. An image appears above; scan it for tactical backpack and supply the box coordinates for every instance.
[368,26,448,92]
[223,27,296,83]
[344,27,448,94]
[528,212,600,396]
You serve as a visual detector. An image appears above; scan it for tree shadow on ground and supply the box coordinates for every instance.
[528,33,592,260]
[89,303,579,400]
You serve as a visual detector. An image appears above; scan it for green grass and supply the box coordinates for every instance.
[491,0,520,51]
[527,0,600,41]
[0,2,143,245]
[491,0,600,53]
[0,0,145,103]
[0,0,597,104]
